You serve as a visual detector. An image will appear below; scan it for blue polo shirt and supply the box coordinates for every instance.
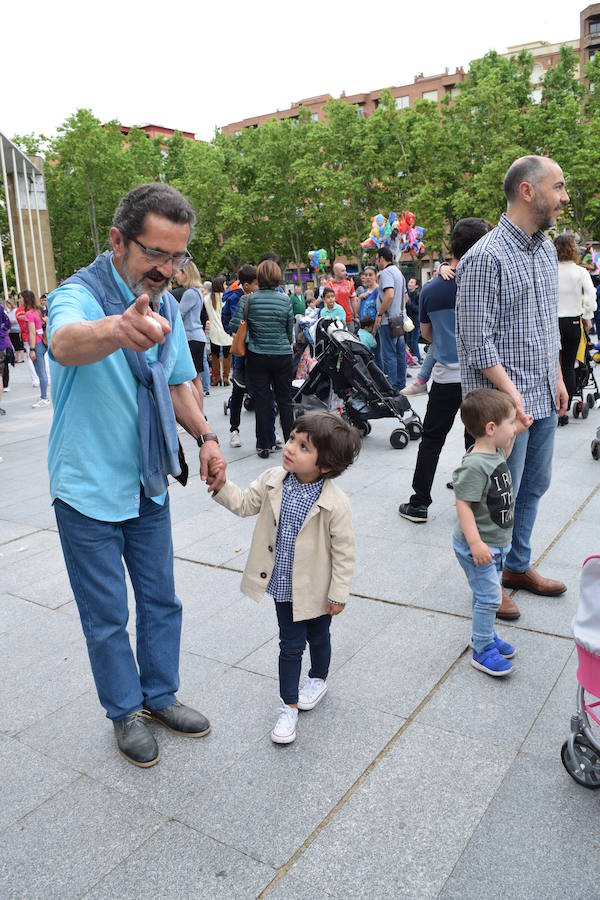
[47,259,196,522]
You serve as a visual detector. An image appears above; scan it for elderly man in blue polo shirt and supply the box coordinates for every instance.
[48,183,226,768]
[456,156,570,621]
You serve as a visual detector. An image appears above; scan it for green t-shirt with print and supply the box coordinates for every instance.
[452,448,514,548]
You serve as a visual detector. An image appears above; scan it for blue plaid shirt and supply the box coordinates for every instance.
[267,472,324,602]
[455,214,560,420]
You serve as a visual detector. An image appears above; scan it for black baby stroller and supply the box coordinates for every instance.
[292,318,422,449]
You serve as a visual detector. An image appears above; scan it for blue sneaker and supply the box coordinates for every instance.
[471,643,514,677]
[469,632,516,659]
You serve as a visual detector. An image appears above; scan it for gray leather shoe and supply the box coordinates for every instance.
[113,710,159,767]
[144,700,211,737]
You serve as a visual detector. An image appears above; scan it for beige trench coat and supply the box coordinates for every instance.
[213,467,355,621]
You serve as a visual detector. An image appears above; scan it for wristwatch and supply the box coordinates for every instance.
[196,432,219,447]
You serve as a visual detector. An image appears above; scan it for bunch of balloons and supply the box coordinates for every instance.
[308,248,328,273]
[360,211,426,257]
[582,244,600,274]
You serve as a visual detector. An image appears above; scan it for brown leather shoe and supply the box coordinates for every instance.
[496,588,520,620]
[502,567,566,597]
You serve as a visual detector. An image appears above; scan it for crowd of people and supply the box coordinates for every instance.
[4,153,596,760]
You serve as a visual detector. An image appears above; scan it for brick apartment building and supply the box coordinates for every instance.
[221,3,600,135]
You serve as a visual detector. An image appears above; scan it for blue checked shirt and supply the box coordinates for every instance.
[267,472,324,602]
[455,214,560,420]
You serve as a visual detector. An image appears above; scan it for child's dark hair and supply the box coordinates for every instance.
[360,317,375,329]
[322,286,335,299]
[460,389,516,438]
[291,412,361,479]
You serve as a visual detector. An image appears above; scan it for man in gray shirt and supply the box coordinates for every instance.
[374,246,407,389]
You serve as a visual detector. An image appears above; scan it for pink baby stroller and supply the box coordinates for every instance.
[561,554,600,788]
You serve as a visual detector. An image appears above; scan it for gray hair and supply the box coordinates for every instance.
[112,183,196,242]
[503,156,553,203]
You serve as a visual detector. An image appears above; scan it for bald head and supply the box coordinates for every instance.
[333,262,347,280]
[503,156,554,203]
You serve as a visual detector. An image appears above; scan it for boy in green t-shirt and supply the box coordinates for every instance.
[452,389,531,677]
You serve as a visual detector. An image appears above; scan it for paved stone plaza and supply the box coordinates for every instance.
[1,359,599,899]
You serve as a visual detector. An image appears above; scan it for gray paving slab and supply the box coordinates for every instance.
[18,666,275,818]
[439,752,600,899]
[0,776,163,900]
[329,605,469,718]
[0,519,43,544]
[181,592,278,664]
[0,733,79,832]
[0,593,57,635]
[352,533,457,604]
[87,821,275,899]
[521,647,578,761]
[416,628,573,749]
[267,870,338,899]
[287,722,514,900]
[179,696,402,867]
[174,558,243,626]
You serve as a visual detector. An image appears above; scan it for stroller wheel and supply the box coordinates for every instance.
[573,400,581,418]
[408,421,423,441]
[582,402,590,420]
[243,396,254,411]
[352,420,370,438]
[588,393,595,409]
[561,737,600,789]
[390,428,409,449]
[591,440,600,460]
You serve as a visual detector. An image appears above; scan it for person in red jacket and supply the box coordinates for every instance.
[324,262,358,330]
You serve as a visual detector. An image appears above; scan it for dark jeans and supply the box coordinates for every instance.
[54,493,181,721]
[275,601,332,705]
[405,323,422,362]
[246,350,294,450]
[558,315,581,404]
[410,380,463,509]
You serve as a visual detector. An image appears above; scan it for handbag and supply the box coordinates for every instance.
[387,315,405,339]
[230,297,249,356]
[403,315,415,333]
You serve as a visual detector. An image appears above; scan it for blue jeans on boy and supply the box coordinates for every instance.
[417,344,435,384]
[275,601,331,705]
[54,493,181,721]
[505,412,557,574]
[453,536,509,653]
[32,341,48,399]
[379,323,406,389]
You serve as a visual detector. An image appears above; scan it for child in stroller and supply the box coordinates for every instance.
[293,318,422,449]
[561,322,599,425]
[561,554,600,788]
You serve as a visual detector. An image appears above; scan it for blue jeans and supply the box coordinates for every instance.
[54,493,181,721]
[417,344,435,384]
[453,536,509,653]
[32,341,48,399]
[201,345,210,393]
[374,332,384,371]
[275,601,331,705]
[379,324,407,389]
[406,323,422,362]
[505,412,557,573]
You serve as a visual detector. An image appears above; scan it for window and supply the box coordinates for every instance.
[530,88,542,104]
[590,20,600,35]
[311,112,319,122]
[530,63,544,85]
[356,105,364,116]
[395,95,409,110]
[422,90,438,102]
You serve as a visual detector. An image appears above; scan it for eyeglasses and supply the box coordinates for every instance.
[130,237,193,269]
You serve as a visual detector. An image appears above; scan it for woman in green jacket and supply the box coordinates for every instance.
[231,259,294,458]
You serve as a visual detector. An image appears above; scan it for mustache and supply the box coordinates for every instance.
[143,269,168,282]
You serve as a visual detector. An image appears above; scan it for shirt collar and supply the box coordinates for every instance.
[284,472,324,493]
[499,213,546,252]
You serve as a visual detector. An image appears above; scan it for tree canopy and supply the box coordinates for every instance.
[10,45,600,285]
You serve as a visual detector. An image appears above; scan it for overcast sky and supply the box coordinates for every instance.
[2,0,581,143]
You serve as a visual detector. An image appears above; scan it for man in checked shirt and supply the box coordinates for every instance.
[455,155,570,621]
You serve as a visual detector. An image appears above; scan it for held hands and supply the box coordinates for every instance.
[114,294,171,352]
[325,600,345,616]
[510,388,533,431]
[202,445,226,493]
[470,540,493,567]
[555,378,569,417]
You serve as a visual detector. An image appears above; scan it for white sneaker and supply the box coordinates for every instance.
[3,387,9,392]
[32,398,50,408]
[229,429,242,448]
[271,700,298,744]
[274,433,284,448]
[400,380,427,396]
[297,677,328,711]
